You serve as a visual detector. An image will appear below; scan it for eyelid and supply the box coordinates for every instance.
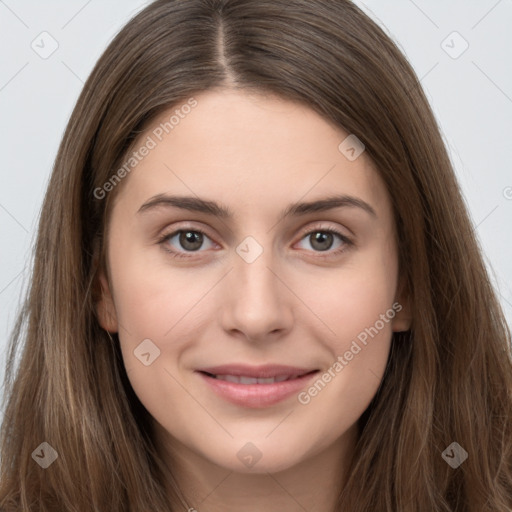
[157,221,218,243]
[295,221,352,241]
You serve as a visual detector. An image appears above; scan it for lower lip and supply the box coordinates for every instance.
[196,371,319,408]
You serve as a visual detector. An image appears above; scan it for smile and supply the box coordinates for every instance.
[196,366,320,408]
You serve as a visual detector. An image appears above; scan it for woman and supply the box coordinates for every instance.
[1,0,511,510]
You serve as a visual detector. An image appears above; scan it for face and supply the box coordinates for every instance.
[97,88,411,475]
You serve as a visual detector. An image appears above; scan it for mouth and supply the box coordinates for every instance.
[198,370,317,384]
[195,364,320,408]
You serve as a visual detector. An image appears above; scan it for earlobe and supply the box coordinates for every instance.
[391,302,412,332]
[392,279,413,333]
[95,269,119,333]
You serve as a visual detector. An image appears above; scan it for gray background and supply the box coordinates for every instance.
[1,1,511,414]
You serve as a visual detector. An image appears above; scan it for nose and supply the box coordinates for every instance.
[220,241,294,343]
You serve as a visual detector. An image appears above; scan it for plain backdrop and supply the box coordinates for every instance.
[1,1,511,417]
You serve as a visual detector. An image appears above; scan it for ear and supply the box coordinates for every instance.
[391,276,413,333]
[95,266,119,333]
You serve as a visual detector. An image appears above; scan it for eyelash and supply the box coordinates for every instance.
[157,223,354,260]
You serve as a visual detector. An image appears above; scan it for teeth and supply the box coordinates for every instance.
[240,376,259,384]
[257,377,278,384]
[213,374,296,384]
[223,375,244,383]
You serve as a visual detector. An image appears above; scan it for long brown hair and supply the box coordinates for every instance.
[1,0,511,510]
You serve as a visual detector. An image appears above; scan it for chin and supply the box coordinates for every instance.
[201,438,311,475]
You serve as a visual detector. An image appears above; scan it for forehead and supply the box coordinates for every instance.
[113,89,391,221]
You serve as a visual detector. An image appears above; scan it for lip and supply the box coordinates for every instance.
[195,364,319,408]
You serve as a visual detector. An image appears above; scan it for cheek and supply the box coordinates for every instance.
[295,246,398,404]
[295,277,396,430]
[107,244,206,364]
[300,247,398,347]
[108,251,209,418]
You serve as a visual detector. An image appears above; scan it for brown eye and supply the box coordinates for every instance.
[309,231,335,252]
[295,226,353,258]
[159,228,217,259]
[177,231,204,251]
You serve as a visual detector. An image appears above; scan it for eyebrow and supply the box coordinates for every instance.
[137,193,377,220]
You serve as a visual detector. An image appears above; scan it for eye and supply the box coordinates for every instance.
[295,224,353,258]
[158,227,217,259]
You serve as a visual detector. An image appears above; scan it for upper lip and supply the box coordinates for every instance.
[196,364,318,379]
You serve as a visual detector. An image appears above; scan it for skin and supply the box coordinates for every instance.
[97,88,412,511]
